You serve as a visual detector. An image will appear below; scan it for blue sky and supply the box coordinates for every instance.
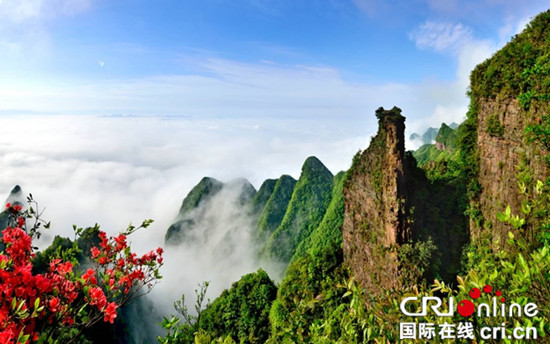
[0,0,541,80]
[1,0,549,130]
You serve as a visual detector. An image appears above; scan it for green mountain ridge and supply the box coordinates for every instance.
[250,179,277,217]
[291,170,345,262]
[255,175,296,242]
[165,177,257,245]
[413,122,460,168]
[260,156,334,266]
[165,156,342,273]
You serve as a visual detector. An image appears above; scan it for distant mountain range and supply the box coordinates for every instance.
[409,122,458,145]
[165,156,344,273]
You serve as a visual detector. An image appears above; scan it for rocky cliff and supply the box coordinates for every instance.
[342,107,416,293]
[475,99,547,244]
[467,10,550,246]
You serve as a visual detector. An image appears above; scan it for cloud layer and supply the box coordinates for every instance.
[0,114,368,245]
[0,113,368,337]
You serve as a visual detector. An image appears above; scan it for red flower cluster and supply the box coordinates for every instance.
[0,203,164,343]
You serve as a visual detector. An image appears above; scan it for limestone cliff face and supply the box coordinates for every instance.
[475,98,548,244]
[342,107,414,293]
[468,10,550,245]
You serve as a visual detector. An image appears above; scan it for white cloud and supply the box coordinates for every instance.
[456,39,495,87]
[0,0,90,22]
[410,21,474,54]
[404,16,510,144]
[498,14,532,45]
[0,115,368,243]
[0,59,405,121]
[0,55,483,152]
[0,113,369,336]
[0,0,91,66]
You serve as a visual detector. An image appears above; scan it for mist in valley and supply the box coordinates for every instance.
[0,115,357,342]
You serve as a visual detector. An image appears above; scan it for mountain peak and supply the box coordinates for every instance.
[226,178,257,205]
[301,156,332,177]
[10,185,22,195]
[177,177,223,217]
[5,185,24,207]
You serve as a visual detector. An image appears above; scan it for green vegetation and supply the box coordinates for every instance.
[200,270,277,343]
[261,156,334,266]
[165,177,224,244]
[525,115,550,150]
[167,237,550,343]
[471,10,550,100]
[486,113,505,137]
[375,106,404,121]
[33,226,100,273]
[165,156,346,272]
[408,137,470,282]
[178,177,224,217]
[395,122,469,282]
[255,175,296,242]
[413,122,460,169]
[159,282,212,344]
[457,99,483,229]
[268,245,348,343]
[397,238,437,283]
[291,171,346,262]
[160,270,276,344]
[251,179,277,216]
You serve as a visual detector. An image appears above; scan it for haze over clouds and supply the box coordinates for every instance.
[0,115,367,246]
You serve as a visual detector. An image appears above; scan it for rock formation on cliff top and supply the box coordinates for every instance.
[342,107,413,293]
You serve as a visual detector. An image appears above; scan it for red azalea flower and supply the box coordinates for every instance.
[104,302,117,324]
[49,297,60,313]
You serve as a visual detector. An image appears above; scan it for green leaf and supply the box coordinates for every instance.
[521,201,532,215]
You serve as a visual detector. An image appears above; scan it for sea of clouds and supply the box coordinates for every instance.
[0,113,372,339]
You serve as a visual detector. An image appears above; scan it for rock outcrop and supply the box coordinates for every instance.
[0,185,25,231]
[342,107,417,293]
[475,98,547,244]
[468,10,550,246]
